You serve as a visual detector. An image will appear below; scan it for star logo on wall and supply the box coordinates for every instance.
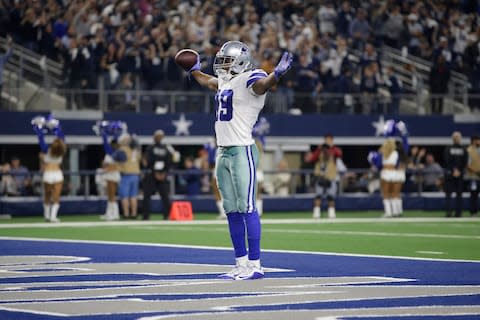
[172,113,193,136]
[372,115,386,136]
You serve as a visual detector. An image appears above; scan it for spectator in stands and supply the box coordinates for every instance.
[382,5,404,48]
[422,153,443,192]
[406,13,424,56]
[429,55,451,114]
[101,42,121,89]
[0,36,12,109]
[117,133,141,219]
[349,8,371,50]
[407,145,426,192]
[318,2,337,36]
[360,63,380,114]
[9,156,31,196]
[336,1,355,38]
[444,131,468,217]
[463,34,480,111]
[433,37,453,66]
[294,54,320,113]
[360,43,381,70]
[385,66,402,115]
[4,0,480,116]
[466,135,480,216]
[0,163,16,196]
[272,158,292,196]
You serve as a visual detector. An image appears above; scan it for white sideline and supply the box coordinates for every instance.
[0,217,478,228]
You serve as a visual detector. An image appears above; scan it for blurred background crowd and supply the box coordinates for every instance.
[0,0,479,113]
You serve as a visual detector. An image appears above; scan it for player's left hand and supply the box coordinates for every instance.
[274,51,293,80]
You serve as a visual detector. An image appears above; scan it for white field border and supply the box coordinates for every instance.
[0,217,479,229]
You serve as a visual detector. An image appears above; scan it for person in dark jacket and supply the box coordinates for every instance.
[429,55,450,114]
[142,130,179,220]
[443,131,468,217]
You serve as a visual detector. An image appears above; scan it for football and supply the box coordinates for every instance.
[174,49,199,71]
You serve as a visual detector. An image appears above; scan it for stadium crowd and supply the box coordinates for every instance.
[0,0,479,113]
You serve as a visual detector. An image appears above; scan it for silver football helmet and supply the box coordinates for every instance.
[214,41,253,81]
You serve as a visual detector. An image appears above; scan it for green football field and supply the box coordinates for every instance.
[1,210,479,261]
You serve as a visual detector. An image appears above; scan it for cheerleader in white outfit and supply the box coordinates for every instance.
[99,132,121,221]
[33,117,66,223]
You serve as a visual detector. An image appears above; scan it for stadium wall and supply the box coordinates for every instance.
[0,111,478,147]
[0,194,468,216]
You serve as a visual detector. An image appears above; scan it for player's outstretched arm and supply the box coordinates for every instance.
[189,56,218,91]
[253,51,293,95]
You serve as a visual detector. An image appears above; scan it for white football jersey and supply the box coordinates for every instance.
[215,69,268,146]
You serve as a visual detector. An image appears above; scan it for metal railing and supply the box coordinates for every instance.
[0,168,466,199]
[0,37,64,111]
[2,85,477,115]
[381,45,471,113]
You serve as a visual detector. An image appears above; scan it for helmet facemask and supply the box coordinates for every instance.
[213,41,253,81]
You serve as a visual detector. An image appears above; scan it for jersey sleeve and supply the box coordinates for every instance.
[246,69,268,90]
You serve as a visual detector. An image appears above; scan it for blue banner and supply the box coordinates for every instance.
[0,111,478,138]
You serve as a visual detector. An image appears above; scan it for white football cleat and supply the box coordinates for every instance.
[234,264,264,280]
[218,265,248,280]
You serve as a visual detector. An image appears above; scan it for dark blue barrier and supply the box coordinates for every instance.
[0,111,478,138]
[0,194,473,217]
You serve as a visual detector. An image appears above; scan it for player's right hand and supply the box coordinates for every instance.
[188,55,201,75]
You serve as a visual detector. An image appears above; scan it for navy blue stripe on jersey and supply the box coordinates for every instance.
[249,72,268,78]
[246,71,268,88]
[246,77,266,88]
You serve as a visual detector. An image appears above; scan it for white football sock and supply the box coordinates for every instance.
[398,198,403,214]
[103,202,112,218]
[313,206,321,219]
[236,255,248,267]
[50,203,60,221]
[256,199,263,216]
[112,202,120,219]
[383,199,392,217]
[43,204,51,220]
[391,198,398,216]
[216,200,226,217]
[328,207,336,218]
[249,259,261,269]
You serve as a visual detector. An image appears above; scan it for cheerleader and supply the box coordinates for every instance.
[99,132,121,221]
[32,116,67,222]
[93,121,126,221]
[369,120,409,217]
[379,139,398,217]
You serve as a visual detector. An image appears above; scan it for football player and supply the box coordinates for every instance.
[32,115,67,222]
[189,41,292,280]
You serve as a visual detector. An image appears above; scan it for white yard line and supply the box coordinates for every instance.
[416,251,444,255]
